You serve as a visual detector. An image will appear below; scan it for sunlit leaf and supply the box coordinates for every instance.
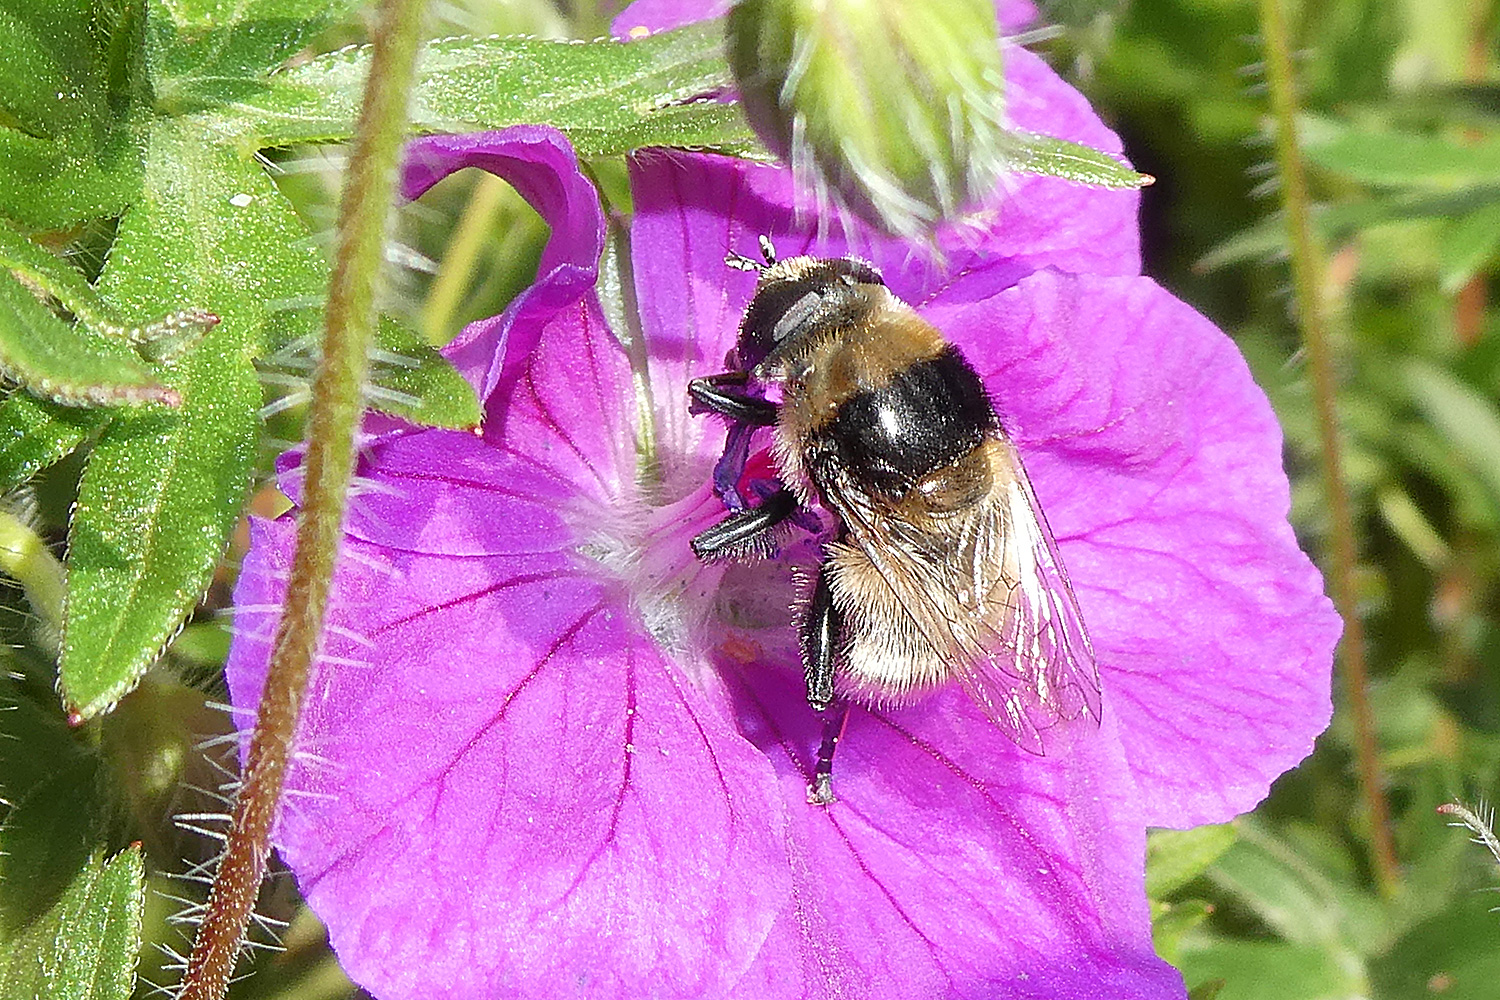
[371,317,481,429]
[148,0,364,107]
[60,117,313,718]
[195,21,763,157]
[0,0,148,228]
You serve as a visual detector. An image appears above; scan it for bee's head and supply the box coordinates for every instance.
[728,237,885,373]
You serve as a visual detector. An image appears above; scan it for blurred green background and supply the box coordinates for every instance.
[5,0,1500,997]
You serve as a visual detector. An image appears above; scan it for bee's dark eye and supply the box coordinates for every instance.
[771,290,823,343]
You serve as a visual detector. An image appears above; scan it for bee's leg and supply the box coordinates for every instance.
[688,373,779,510]
[808,698,852,806]
[687,372,778,425]
[803,564,849,805]
[690,487,797,560]
[801,565,840,711]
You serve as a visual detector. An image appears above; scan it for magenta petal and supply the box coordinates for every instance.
[612,0,731,37]
[228,515,789,999]
[709,649,1183,998]
[401,128,606,408]
[926,271,1340,824]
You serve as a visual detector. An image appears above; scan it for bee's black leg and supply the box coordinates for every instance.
[688,372,778,426]
[808,698,851,806]
[801,565,840,712]
[803,563,849,805]
[689,372,779,509]
[690,487,797,560]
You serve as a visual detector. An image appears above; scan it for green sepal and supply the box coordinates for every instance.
[1002,130,1152,189]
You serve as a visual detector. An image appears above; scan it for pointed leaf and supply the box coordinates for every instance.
[201,21,762,157]
[0,846,145,1000]
[1306,126,1500,188]
[0,393,105,491]
[0,272,178,407]
[60,117,318,718]
[1004,129,1152,188]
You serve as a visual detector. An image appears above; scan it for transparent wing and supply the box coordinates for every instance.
[825,435,1102,752]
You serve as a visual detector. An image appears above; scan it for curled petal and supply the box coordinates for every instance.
[402,128,606,410]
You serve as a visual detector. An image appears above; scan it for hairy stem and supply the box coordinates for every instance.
[1259,0,1398,893]
[177,1,428,996]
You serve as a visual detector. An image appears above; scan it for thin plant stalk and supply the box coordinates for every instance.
[1258,0,1398,894]
[177,0,429,996]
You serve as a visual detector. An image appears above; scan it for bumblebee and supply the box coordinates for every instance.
[690,237,1101,804]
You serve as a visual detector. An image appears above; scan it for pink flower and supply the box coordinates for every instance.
[226,18,1339,1000]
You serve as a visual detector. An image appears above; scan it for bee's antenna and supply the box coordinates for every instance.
[725,234,780,273]
[724,249,763,272]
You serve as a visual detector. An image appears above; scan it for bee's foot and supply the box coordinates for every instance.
[807,774,837,806]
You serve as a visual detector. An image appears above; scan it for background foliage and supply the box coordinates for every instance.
[1,0,1498,997]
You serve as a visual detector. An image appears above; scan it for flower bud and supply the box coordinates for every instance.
[727,0,1009,237]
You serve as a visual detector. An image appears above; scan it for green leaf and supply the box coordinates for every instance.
[60,117,320,718]
[0,0,148,228]
[0,272,178,407]
[198,21,764,157]
[1439,200,1500,292]
[1306,127,1500,188]
[1206,821,1383,950]
[1151,898,1214,967]
[0,393,105,491]
[1003,130,1152,188]
[0,220,217,356]
[1177,940,1366,1000]
[1370,889,1500,1000]
[0,756,101,934]
[1146,824,1238,899]
[148,0,364,111]
[0,846,145,1000]
[370,317,481,428]
[1405,359,1500,508]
